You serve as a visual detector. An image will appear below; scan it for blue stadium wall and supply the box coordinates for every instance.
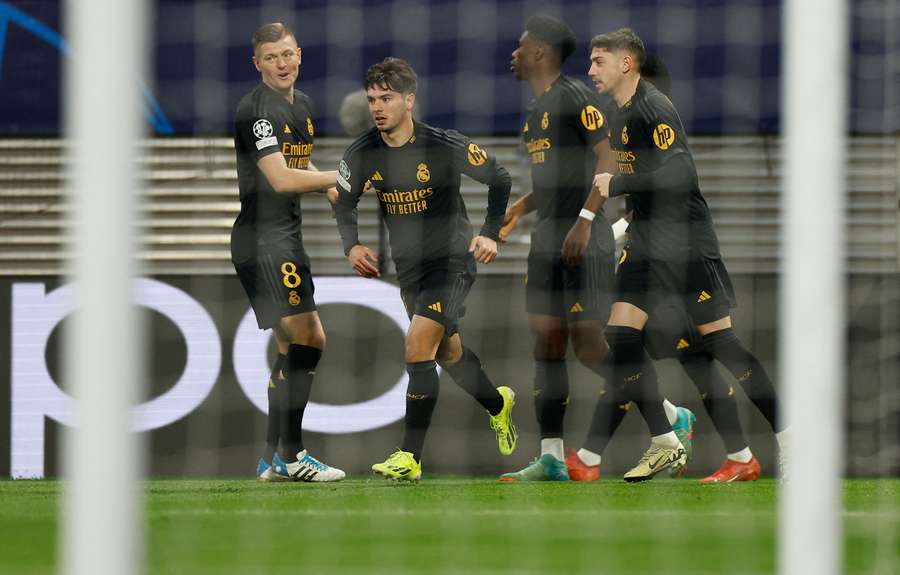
[0,0,896,136]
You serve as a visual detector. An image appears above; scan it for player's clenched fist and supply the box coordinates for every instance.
[469,235,498,264]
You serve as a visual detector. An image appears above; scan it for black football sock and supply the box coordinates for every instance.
[400,360,440,462]
[679,350,748,454]
[534,359,569,439]
[279,344,321,461]
[606,326,671,437]
[583,382,632,456]
[263,353,286,462]
[702,328,783,433]
[443,347,503,415]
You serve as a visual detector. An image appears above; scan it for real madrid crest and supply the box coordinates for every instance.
[307,117,314,136]
[288,290,301,306]
[541,111,549,130]
[416,163,430,183]
[621,125,629,145]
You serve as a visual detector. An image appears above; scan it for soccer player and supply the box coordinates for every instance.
[567,53,762,483]
[335,57,517,481]
[497,16,692,482]
[232,22,344,482]
[584,28,788,481]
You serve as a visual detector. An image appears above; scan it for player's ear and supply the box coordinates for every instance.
[405,92,416,112]
[252,56,261,72]
[622,53,635,74]
[297,47,302,66]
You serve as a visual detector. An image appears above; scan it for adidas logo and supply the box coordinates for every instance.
[676,338,690,350]
[427,301,442,313]
[569,302,584,313]
[697,291,712,303]
[291,467,318,482]
[267,378,276,389]
[283,124,292,134]
[371,171,383,181]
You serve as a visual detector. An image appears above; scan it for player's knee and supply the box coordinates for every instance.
[435,344,463,368]
[532,332,568,361]
[572,335,609,368]
[405,337,436,363]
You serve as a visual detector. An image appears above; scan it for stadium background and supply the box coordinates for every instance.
[0,0,897,480]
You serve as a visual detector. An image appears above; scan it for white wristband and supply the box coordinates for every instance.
[578,208,596,222]
[611,218,629,241]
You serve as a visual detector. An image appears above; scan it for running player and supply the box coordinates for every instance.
[232,22,344,482]
[335,57,517,481]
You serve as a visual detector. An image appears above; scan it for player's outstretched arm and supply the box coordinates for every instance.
[257,153,338,194]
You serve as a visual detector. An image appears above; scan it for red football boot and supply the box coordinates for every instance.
[564,447,600,481]
[699,456,761,484]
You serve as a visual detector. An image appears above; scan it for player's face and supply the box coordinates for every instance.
[367,84,414,134]
[510,32,539,80]
[588,47,621,95]
[253,36,301,93]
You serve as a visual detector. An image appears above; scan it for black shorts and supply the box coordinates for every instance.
[616,246,735,326]
[234,249,317,330]
[643,296,703,360]
[400,260,474,337]
[525,248,615,323]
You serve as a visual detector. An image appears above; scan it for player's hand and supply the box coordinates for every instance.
[469,235,498,264]
[362,179,373,193]
[325,187,339,217]
[561,218,592,267]
[592,173,614,200]
[348,244,380,278]
[499,210,520,243]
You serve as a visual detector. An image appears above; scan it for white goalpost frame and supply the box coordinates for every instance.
[62,0,145,574]
[780,0,847,574]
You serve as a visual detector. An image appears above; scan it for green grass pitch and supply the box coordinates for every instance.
[1,478,898,574]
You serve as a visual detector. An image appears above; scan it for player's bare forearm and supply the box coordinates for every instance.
[593,138,618,177]
[499,192,535,241]
[508,192,536,218]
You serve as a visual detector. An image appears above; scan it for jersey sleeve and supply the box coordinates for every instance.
[234,109,285,164]
[635,93,691,163]
[565,86,609,149]
[447,132,511,240]
[334,147,368,254]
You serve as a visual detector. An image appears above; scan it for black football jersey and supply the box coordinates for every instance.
[607,79,720,261]
[231,84,318,263]
[522,75,611,250]
[336,122,509,284]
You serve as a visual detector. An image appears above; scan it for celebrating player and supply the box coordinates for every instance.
[232,22,344,482]
[335,57,517,481]
[498,16,693,482]
[568,54,763,483]
[584,28,788,481]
